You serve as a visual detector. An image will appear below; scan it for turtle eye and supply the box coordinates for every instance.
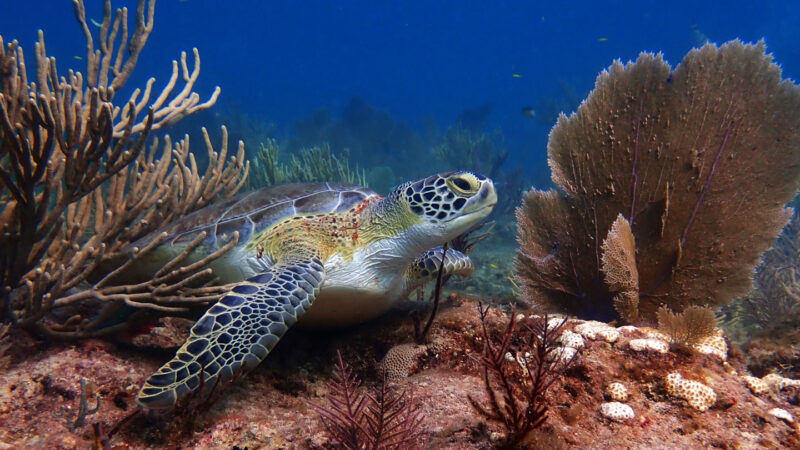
[447,174,479,196]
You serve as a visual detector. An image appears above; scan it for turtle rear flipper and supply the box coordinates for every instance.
[136,258,325,409]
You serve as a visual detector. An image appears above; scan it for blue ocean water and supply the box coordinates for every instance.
[2,0,798,179]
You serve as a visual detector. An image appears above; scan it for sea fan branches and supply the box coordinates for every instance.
[516,41,800,322]
[0,0,248,337]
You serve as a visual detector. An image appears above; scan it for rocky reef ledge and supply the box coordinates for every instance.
[1,295,798,448]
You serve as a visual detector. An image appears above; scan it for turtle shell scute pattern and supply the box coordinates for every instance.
[131,183,375,251]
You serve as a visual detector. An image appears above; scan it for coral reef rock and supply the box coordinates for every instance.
[1,297,799,448]
[744,375,770,396]
[378,343,427,380]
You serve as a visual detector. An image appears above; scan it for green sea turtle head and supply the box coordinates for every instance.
[379,171,497,246]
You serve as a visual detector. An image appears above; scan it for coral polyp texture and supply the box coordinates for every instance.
[665,372,717,411]
[693,331,728,360]
[629,338,669,354]
[605,382,629,402]
[559,330,585,349]
[574,321,619,342]
[515,40,800,322]
[600,402,635,422]
[762,373,800,393]
[743,375,770,396]
[378,343,427,381]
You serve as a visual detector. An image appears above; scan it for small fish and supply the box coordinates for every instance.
[597,37,609,42]
[489,263,499,269]
[521,107,536,118]
[512,73,522,78]
[691,23,710,46]
[73,55,83,60]
[90,18,102,27]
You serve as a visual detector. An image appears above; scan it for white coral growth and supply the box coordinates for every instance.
[629,338,669,354]
[693,330,728,360]
[665,372,716,412]
[574,321,619,343]
[768,408,794,423]
[559,330,585,349]
[762,373,800,393]
[616,325,639,334]
[605,382,629,402]
[743,376,769,396]
[600,402,635,422]
[547,346,577,364]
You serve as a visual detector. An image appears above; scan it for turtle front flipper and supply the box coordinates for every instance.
[408,246,473,283]
[136,258,325,409]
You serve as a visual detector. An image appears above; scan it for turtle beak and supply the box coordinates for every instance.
[463,180,497,217]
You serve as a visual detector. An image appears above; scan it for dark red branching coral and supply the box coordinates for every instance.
[469,304,573,446]
[516,41,800,322]
[314,351,426,449]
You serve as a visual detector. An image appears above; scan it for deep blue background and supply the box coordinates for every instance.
[2,0,799,178]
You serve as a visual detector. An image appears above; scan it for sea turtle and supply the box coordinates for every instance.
[135,171,496,409]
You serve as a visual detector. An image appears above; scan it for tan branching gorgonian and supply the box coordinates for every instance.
[0,0,248,338]
[516,41,800,322]
[656,305,717,346]
[601,214,639,322]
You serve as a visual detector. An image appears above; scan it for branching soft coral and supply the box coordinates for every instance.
[516,41,800,322]
[0,0,248,338]
[469,304,574,447]
[314,351,426,450]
